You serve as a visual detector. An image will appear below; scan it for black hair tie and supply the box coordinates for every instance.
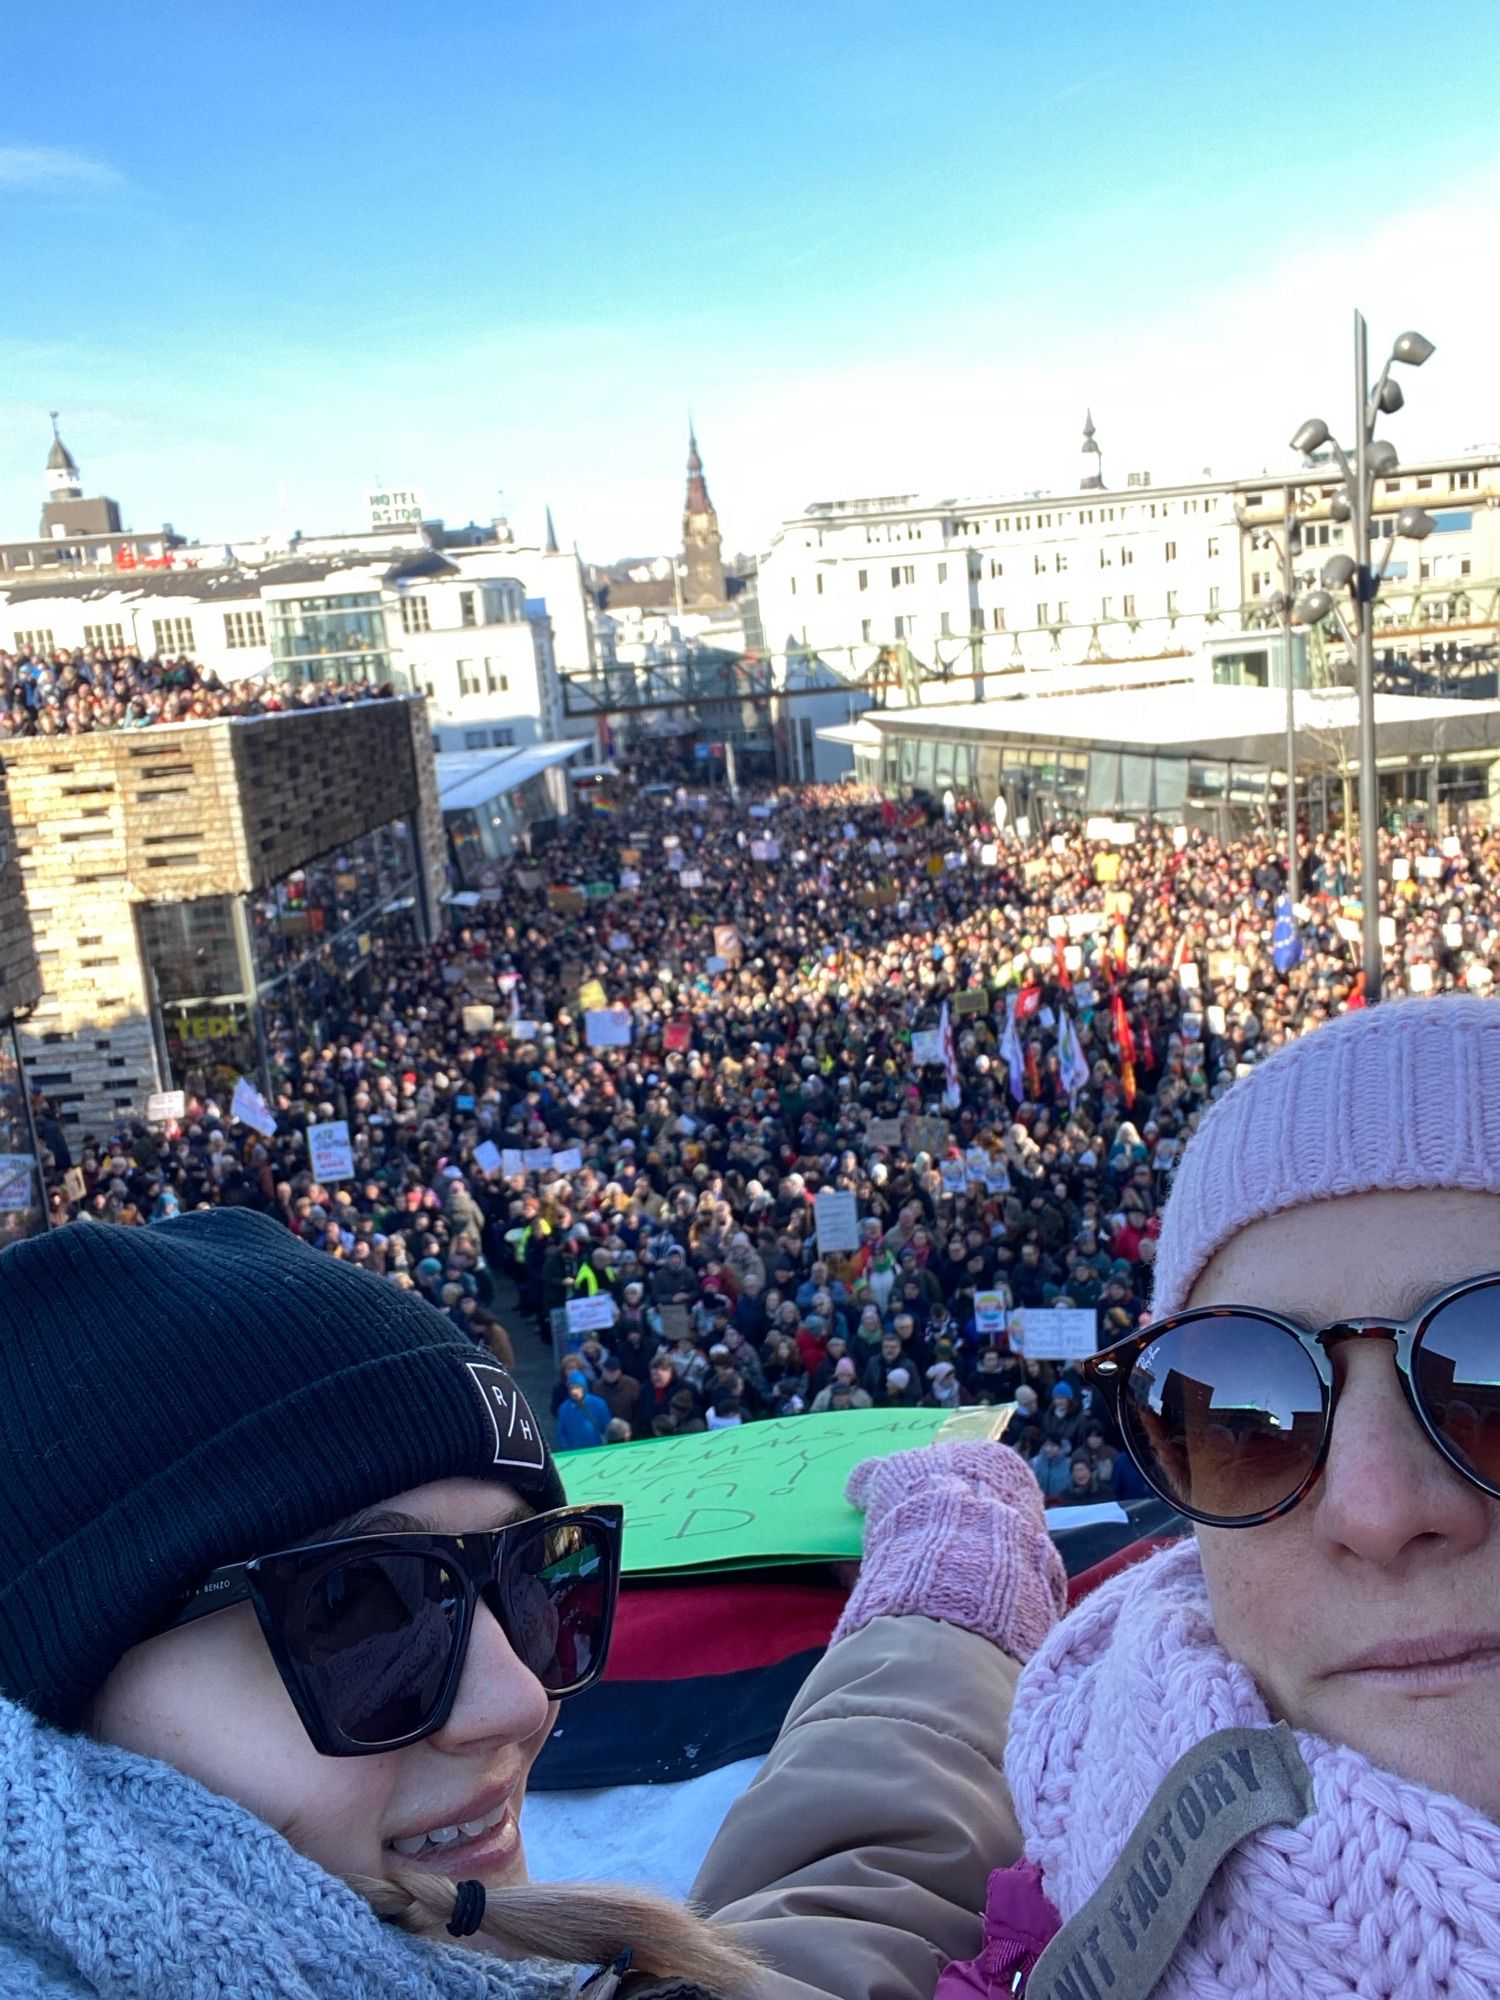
[447,1878,487,1938]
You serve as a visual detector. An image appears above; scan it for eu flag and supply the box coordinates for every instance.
[1272,893,1303,974]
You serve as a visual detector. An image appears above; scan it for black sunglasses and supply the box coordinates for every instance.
[160,1505,623,1757]
[1082,1274,1500,1529]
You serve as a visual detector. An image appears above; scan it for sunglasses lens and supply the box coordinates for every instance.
[1119,1315,1327,1522]
[283,1553,464,1746]
[1417,1284,1500,1489]
[495,1518,615,1694]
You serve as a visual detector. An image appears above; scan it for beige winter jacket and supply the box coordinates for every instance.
[628,1613,1025,2000]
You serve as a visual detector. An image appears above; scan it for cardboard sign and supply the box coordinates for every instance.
[230,1076,277,1138]
[659,1303,691,1344]
[953,988,988,1016]
[1009,1307,1098,1363]
[585,1009,633,1048]
[577,978,609,1013]
[712,924,742,966]
[903,1114,950,1155]
[460,1004,496,1035]
[307,1120,354,1183]
[813,1187,860,1255]
[566,1294,618,1334]
[473,1140,503,1175]
[146,1089,186,1124]
[547,886,586,914]
[63,1165,87,1202]
[858,885,899,909]
[866,1117,905,1146]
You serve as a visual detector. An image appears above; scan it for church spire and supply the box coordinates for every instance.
[681,419,727,609]
[1079,409,1104,491]
[544,504,559,554]
[46,412,81,498]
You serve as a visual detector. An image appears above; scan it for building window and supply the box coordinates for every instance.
[14,627,55,654]
[1054,553,1068,572]
[400,594,430,634]
[894,616,907,638]
[1034,554,1047,574]
[790,576,798,595]
[1123,594,1136,618]
[891,564,915,586]
[858,568,868,590]
[1456,470,1478,490]
[1207,536,1220,558]
[1036,602,1050,627]
[491,727,515,747]
[1121,546,1134,565]
[861,618,872,642]
[457,659,481,696]
[937,561,947,583]
[1208,585,1220,610]
[991,606,1006,629]
[1164,541,1178,561]
[1461,557,1472,577]
[989,558,1003,578]
[1417,476,1433,490]
[224,608,266,649]
[1057,602,1068,624]
[463,729,488,750]
[152,617,195,656]
[83,622,125,649]
[940,611,952,636]
[484,660,510,694]
[1101,597,1113,620]
[816,573,824,594]
[1166,590,1178,615]
[460,590,477,627]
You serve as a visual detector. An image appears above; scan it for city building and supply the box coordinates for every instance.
[2,696,445,1133]
[436,739,590,891]
[0,753,45,1239]
[759,424,1500,721]
[0,418,183,582]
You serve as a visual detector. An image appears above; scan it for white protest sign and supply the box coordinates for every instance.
[511,1019,540,1040]
[679,868,704,888]
[619,869,641,890]
[1379,916,1397,946]
[980,842,998,865]
[461,1004,495,1035]
[749,839,780,862]
[1443,835,1462,858]
[1415,856,1443,880]
[473,1139,503,1175]
[910,1029,945,1066]
[0,1154,36,1211]
[523,1147,553,1171]
[146,1089,186,1124]
[974,1290,1008,1335]
[566,1295,618,1334]
[1409,962,1435,993]
[585,1009,633,1048]
[1178,961,1200,991]
[308,1120,355,1183]
[748,804,774,819]
[1067,911,1107,937]
[501,1148,525,1176]
[551,1147,584,1172]
[814,1187,861,1255]
[1009,1307,1098,1363]
[1391,857,1411,882]
[231,1075,277,1138]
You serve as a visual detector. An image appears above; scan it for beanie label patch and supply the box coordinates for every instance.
[465,1361,548,1480]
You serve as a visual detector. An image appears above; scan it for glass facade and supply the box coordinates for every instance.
[137,815,422,1102]
[0,1019,45,1244]
[444,773,559,888]
[266,594,404,688]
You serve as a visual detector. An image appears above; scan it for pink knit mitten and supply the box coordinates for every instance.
[831,1441,1067,1660]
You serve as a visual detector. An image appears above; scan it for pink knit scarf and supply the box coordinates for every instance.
[1005,1540,1500,1999]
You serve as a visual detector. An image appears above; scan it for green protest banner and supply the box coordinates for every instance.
[555,1406,1007,1575]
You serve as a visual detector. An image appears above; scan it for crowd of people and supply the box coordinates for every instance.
[34,766,1500,1499]
[0,644,398,736]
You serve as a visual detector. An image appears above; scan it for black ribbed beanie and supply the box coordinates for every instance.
[0,1210,564,1727]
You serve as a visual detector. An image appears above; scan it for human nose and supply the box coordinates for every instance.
[1311,1341,1491,1567]
[429,1600,553,1755]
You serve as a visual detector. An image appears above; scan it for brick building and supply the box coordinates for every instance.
[3,695,445,1135]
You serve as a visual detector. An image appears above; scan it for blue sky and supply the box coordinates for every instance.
[5,0,1500,558]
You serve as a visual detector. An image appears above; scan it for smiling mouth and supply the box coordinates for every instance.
[386,1797,514,1860]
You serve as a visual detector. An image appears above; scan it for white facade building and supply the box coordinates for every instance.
[758,432,1500,710]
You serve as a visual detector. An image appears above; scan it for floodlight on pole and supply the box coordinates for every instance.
[1293,589,1334,626]
[1321,554,1358,589]
[1376,377,1405,415]
[1396,505,1436,541]
[1329,494,1353,523]
[1290,418,1331,456]
[1366,440,1399,478]
[1392,330,1436,367]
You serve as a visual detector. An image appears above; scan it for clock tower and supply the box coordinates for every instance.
[681,422,728,609]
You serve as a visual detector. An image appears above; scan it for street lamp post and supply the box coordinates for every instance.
[1288,312,1437,1001]
[1282,487,1299,909]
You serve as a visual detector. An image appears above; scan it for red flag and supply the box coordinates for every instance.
[1138,1020,1155,1071]
[1111,994,1136,1065]
[1025,1040,1042,1102]
[1120,1058,1137,1109]
[1054,934,1072,991]
[1015,984,1042,1023]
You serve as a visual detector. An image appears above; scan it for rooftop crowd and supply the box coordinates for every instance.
[36,772,1500,1493]
[0,645,397,736]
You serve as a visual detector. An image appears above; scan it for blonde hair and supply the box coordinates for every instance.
[350,1866,760,1993]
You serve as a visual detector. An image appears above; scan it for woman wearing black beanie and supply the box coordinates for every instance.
[0,1208,749,1995]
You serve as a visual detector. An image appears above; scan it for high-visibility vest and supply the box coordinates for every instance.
[576,1262,601,1296]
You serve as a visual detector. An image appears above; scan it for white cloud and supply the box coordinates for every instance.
[0,145,122,191]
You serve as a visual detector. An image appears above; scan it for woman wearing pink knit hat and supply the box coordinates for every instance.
[700,998,1500,1998]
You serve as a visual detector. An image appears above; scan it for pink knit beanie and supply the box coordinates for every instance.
[1152,996,1500,1317]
